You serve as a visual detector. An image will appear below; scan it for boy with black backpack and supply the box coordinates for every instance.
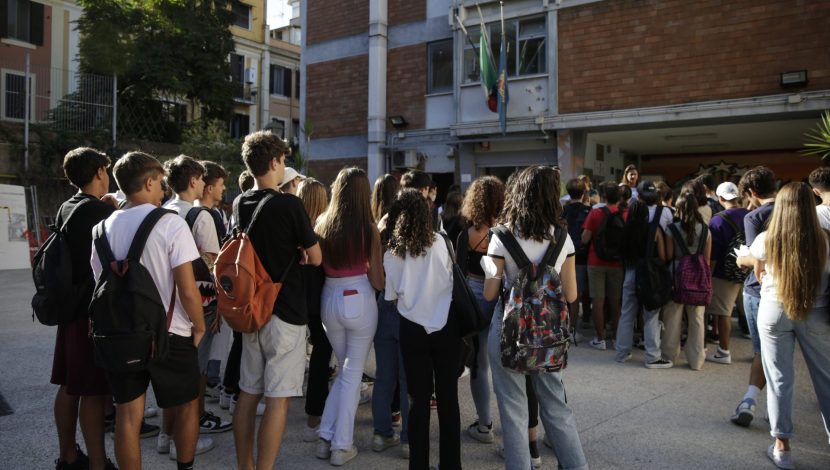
[91,151,206,470]
[161,156,230,454]
[562,178,591,335]
[581,181,626,350]
[45,148,117,470]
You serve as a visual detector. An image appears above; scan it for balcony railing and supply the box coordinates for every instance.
[232,82,258,104]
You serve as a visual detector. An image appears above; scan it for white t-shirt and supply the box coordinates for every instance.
[648,204,674,232]
[486,225,576,287]
[749,231,830,308]
[91,204,201,337]
[164,196,220,255]
[816,204,830,230]
[383,234,453,334]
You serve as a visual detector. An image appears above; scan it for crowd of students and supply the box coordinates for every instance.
[45,133,829,470]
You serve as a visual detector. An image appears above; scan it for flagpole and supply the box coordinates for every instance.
[455,15,480,56]
[476,3,497,68]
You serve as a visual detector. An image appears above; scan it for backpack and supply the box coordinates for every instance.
[594,206,625,261]
[492,226,570,374]
[634,206,672,310]
[563,203,590,261]
[31,197,94,326]
[89,208,175,372]
[713,212,750,283]
[184,207,218,310]
[669,222,712,306]
[214,193,290,333]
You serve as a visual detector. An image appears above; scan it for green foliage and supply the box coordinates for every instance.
[802,111,830,162]
[180,118,244,180]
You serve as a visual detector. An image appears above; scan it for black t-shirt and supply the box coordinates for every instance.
[236,189,318,325]
[56,193,116,314]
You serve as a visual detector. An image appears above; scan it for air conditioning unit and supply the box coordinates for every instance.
[244,67,256,84]
[391,150,418,169]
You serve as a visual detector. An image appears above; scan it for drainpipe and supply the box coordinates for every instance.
[367,0,388,183]
[260,1,270,130]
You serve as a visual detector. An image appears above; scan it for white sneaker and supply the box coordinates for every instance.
[372,433,400,452]
[359,382,372,405]
[144,406,158,419]
[589,338,607,350]
[400,443,410,460]
[219,389,233,409]
[205,383,221,403]
[303,424,320,443]
[169,437,215,460]
[156,432,170,454]
[315,439,332,460]
[767,444,795,469]
[330,446,358,466]
[706,348,732,364]
[467,421,494,443]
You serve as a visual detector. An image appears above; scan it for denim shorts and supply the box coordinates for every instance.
[743,292,762,354]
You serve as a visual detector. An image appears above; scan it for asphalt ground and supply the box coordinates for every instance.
[1,269,828,469]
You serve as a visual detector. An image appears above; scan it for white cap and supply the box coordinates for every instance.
[716,182,739,201]
[281,167,305,186]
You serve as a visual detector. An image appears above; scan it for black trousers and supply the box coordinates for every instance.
[222,331,242,394]
[400,314,461,470]
[305,313,332,417]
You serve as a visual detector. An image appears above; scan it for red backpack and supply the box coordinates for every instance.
[668,223,712,306]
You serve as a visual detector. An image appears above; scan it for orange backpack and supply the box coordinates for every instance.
[214,193,288,333]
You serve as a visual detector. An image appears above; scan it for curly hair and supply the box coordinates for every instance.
[386,188,434,258]
[499,166,564,242]
[461,176,505,230]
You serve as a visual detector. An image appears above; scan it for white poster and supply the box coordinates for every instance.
[0,184,31,270]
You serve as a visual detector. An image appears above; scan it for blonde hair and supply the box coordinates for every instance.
[765,182,827,321]
[297,178,328,225]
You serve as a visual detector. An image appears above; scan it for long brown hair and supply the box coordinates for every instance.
[674,192,703,246]
[316,167,374,268]
[500,166,564,242]
[461,176,505,230]
[765,182,827,321]
[297,178,328,225]
[371,174,400,222]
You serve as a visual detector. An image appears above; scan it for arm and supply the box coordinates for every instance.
[753,258,766,285]
[367,226,385,291]
[737,255,756,268]
[304,242,322,266]
[655,229,667,262]
[560,256,578,303]
[581,229,592,246]
[483,257,505,302]
[665,233,674,261]
[703,229,713,266]
[173,262,205,347]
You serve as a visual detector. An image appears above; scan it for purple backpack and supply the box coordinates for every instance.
[668,223,712,306]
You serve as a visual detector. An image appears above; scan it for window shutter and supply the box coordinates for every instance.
[0,0,8,38]
[30,1,44,46]
[284,68,292,97]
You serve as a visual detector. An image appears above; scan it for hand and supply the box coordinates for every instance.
[298,247,309,265]
[101,194,120,208]
[192,328,205,348]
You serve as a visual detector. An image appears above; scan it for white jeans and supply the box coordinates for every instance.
[319,274,378,450]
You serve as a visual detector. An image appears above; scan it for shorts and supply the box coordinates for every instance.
[197,309,218,374]
[51,316,110,396]
[587,265,623,300]
[743,293,762,354]
[106,334,200,408]
[706,277,743,317]
[240,315,307,398]
[575,264,588,298]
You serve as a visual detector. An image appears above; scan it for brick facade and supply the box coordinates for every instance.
[306,55,369,139]
[389,0,425,26]
[308,157,368,187]
[307,0,368,45]
[387,44,426,130]
[558,0,830,114]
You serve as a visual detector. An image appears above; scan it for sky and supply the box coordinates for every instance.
[267,0,293,29]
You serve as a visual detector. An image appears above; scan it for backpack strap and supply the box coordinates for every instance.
[58,197,96,232]
[715,211,742,235]
[243,193,275,234]
[668,223,692,257]
[92,220,116,268]
[696,224,709,255]
[127,208,176,261]
[491,225,532,270]
[645,211,661,259]
[537,227,568,281]
[185,206,206,230]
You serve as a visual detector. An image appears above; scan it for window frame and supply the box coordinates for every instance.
[1,68,36,122]
[462,15,547,85]
[427,39,454,95]
[231,1,252,30]
[269,64,292,98]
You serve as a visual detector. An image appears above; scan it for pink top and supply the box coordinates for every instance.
[323,261,368,278]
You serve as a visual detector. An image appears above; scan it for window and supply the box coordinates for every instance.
[294,70,300,98]
[428,40,453,94]
[231,1,251,29]
[269,65,292,97]
[159,101,186,126]
[230,113,250,139]
[269,118,285,138]
[462,16,546,84]
[229,53,244,82]
[3,0,44,46]
[2,71,35,120]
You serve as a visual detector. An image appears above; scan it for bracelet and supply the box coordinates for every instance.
[490,275,503,280]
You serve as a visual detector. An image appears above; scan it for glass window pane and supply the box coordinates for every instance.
[519,17,545,38]
[518,36,546,75]
[6,73,26,119]
[232,1,250,29]
[428,40,453,93]
[462,26,480,84]
[492,21,517,76]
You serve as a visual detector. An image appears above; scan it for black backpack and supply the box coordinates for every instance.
[563,203,591,261]
[89,208,176,372]
[634,206,672,310]
[31,198,94,326]
[713,212,750,283]
[594,206,625,261]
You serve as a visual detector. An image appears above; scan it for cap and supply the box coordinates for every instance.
[637,180,657,195]
[281,167,305,186]
[716,181,739,201]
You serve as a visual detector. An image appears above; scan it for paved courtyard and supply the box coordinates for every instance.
[1,269,828,469]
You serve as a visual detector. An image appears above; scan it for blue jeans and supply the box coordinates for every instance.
[616,268,663,363]
[372,294,409,443]
[467,277,497,427]
[758,300,830,443]
[743,293,762,353]
[489,301,588,470]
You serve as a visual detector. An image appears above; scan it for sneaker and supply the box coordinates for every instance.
[706,348,732,364]
[359,382,372,405]
[529,440,542,469]
[730,398,756,427]
[467,421,494,443]
[372,433,400,452]
[400,443,410,460]
[303,424,320,443]
[361,373,375,385]
[644,358,673,369]
[391,411,402,428]
[205,383,221,403]
[615,352,633,363]
[200,411,232,434]
[634,338,646,350]
[144,406,158,419]
[140,420,160,438]
[589,338,606,350]
[316,439,332,460]
[331,446,358,466]
[169,437,215,460]
[767,444,795,469]
[219,389,233,409]
[54,445,89,470]
[156,433,171,454]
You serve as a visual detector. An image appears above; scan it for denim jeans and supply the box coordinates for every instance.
[467,277,497,427]
[320,275,378,451]
[489,301,588,470]
[616,268,663,363]
[743,293,762,354]
[757,300,830,443]
[372,293,409,443]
